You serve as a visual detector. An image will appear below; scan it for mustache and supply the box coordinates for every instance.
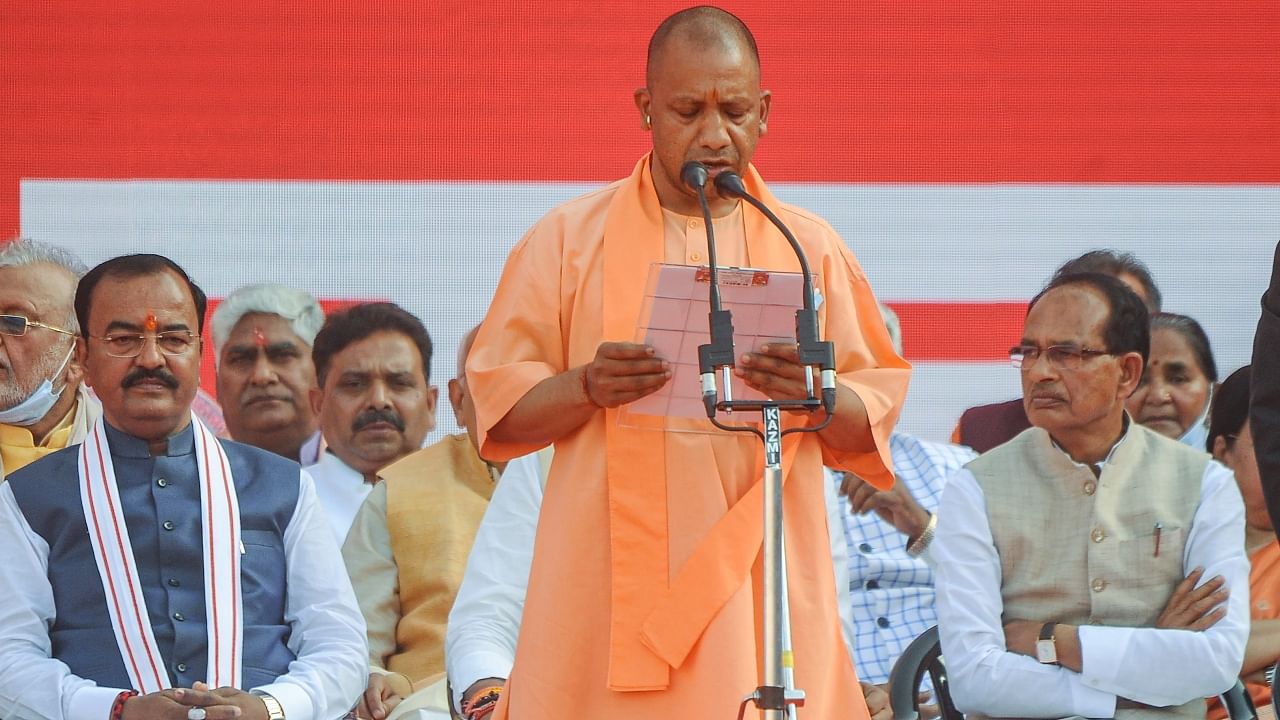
[122,367,180,390]
[352,408,405,433]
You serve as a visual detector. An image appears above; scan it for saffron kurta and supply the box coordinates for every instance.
[467,156,909,719]
[1207,540,1280,719]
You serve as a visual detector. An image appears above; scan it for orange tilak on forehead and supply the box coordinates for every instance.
[144,313,158,332]
[253,326,268,348]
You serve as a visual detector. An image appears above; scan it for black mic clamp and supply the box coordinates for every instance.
[714,170,837,415]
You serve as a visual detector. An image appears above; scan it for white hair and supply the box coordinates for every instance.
[210,284,324,358]
[0,238,87,333]
[0,238,88,276]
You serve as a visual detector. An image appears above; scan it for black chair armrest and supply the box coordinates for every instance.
[889,626,943,720]
[1221,678,1258,720]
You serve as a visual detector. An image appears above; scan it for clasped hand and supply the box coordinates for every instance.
[122,682,268,720]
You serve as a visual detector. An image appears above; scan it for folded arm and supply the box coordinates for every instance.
[933,470,1117,718]
[935,465,1249,716]
[1073,463,1249,704]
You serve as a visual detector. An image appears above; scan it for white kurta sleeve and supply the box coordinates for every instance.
[445,452,544,710]
[0,482,125,720]
[933,469,1117,718]
[249,470,369,720]
[1076,461,1249,704]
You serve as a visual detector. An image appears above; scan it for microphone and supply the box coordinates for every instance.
[681,161,709,192]
[683,161,736,418]
[714,171,837,415]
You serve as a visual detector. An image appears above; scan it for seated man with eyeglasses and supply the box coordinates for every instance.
[0,254,367,719]
[0,238,102,483]
[932,272,1250,719]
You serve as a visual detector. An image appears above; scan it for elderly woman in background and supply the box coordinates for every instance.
[1126,312,1217,449]
[1205,365,1280,718]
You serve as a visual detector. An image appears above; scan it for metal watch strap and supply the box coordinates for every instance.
[251,691,285,720]
[905,512,937,557]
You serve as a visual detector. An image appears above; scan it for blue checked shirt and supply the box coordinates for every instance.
[834,433,977,685]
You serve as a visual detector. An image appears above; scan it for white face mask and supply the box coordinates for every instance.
[0,343,75,427]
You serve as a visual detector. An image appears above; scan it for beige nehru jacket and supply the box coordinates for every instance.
[343,433,497,684]
[967,423,1209,719]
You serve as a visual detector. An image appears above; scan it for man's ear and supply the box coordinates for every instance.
[425,384,439,433]
[1117,352,1145,399]
[65,337,86,388]
[634,88,652,130]
[448,378,464,423]
[758,89,772,136]
[309,385,324,418]
[71,337,92,390]
[1212,434,1229,462]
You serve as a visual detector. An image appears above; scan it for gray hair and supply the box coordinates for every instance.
[0,238,88,276]
[0,238,87,333]
[210,284,325,358]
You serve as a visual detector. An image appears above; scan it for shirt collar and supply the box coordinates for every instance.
[317,447,365,482]
[1049,413,1132,473]
[103,420,195,458]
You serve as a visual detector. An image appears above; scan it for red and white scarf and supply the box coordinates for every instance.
[78,413,243,693]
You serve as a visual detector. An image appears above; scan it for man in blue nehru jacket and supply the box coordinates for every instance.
[0,254,367,720]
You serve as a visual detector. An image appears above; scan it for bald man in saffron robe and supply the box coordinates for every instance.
[466,8,910,719]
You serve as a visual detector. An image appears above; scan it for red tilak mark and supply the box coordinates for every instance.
[144,313,158,332]
[253,327,267,348]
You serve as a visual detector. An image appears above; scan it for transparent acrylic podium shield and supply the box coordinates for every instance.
[618,263,812,433]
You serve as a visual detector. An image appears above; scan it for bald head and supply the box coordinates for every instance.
[646,6,760,86]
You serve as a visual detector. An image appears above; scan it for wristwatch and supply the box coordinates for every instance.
[905,512,937,557]
[1035,622,1059,665]
[250,691,286,720]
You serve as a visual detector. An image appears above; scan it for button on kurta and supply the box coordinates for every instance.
[157,477,168,488]
[173,611,185,622]
[1091,528,1105,543]
[167,578,180,587]
[163,520,175,531]
[1083,481,1097,495]
[1091,578,1107,592]
[176,663,187,673]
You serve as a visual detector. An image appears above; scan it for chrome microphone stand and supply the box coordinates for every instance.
[681,163,836,720]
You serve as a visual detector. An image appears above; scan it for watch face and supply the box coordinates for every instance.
[1036,638,1058,664]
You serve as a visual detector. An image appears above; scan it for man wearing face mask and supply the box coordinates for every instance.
[0,238,100,481]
